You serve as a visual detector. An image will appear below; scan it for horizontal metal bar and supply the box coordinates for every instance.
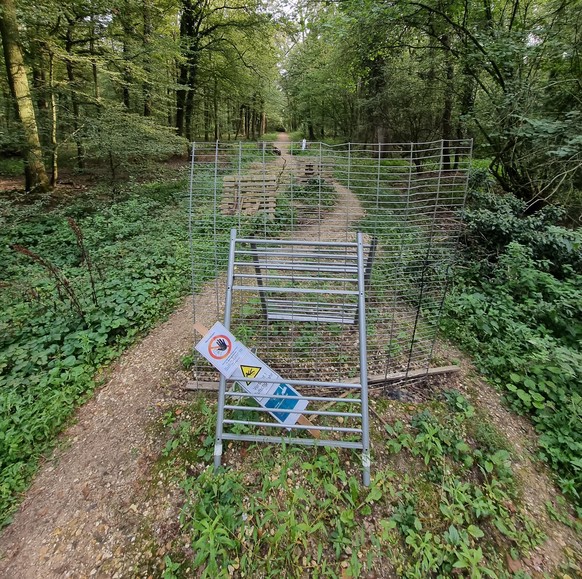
[234,261,359,273]
[319,139,471,148]
[237,237,359,247]
[267,303,357,312]
[266,299,357,309]
[221,433,363,450]
[227,377,362,388]
[224,419,362,434]
[226,392,362,404]
[267,313,356,324]
[234,273,358,284]
[267,303,356,318]
[267,301,356,318]
[236,250,359,260]
[233,285,359,296]
[224,405,361,418]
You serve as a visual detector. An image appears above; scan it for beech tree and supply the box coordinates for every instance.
[281,0,582,209]
[0,0,49,191]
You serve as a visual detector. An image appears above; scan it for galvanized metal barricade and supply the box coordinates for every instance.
[214,228,372,485]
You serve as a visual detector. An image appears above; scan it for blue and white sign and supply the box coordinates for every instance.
[195,322,308,426]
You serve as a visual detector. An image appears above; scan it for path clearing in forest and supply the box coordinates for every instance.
[0,133,579,578]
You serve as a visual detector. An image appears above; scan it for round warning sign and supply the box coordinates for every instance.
[208,334,232,360]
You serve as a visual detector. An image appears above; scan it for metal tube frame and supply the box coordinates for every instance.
[213,228,373,485]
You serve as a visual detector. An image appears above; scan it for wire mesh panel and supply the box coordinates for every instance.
[209,229,372,484]
[189,138,471,390]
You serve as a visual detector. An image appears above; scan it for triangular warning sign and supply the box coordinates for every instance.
[240,365,261,379]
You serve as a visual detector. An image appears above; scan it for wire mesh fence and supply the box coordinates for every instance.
[189,138,471,392]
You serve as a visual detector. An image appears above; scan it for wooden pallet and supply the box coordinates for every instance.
[295,160,332,184]
[221,174,279,218]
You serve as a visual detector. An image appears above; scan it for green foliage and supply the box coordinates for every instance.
[0,174,225,526]
[154,393,547,577]
[0,157,24,178]
[291,176,337,207]
[444,190,582,509]
[384,394,543,577]
[177,447,374,578]
[81,106,188,188]
[462,189,582,274]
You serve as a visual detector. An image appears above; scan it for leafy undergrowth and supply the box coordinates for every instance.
[0,150,329,527]
[442,187,582,511]
[127,389,582,578]
[0,171,232,526]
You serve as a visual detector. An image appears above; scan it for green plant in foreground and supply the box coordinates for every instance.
[155,393,550,578]
[443,187,582,509]
[0,174,230,526]
[384,392,544,578]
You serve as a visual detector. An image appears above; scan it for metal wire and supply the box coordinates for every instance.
[189,139,472,480]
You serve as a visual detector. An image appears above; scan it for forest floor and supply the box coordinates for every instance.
[0,134,579,578]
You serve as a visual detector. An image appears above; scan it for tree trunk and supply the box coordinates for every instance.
[122,36,131,109]
[65,22,85,169]
[142,0,153,116]
[307,118,315,140]
[226,99,231,140]
[0,0,49,192]
[48,50,58,187]
[185,65,196,140]
[90,16,100,102]
[441,38,454,171]
[213,75,219,140]
[167,64,174,127]
[176,0,199,138]
[245,105,250,138]
[176,62,187,135]
[235,104,244,139]
[203,87,209,141]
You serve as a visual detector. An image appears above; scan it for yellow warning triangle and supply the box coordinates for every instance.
[240,365,261,379]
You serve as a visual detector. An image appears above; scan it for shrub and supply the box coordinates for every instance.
[444,188,582,510]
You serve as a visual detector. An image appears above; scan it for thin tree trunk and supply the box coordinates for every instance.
[213,75,219,140]
[168,61,175,127]
[226,99,231,140]
[235,104,243,139]
[185,83,195,141]
[122,35,131,109]
[176,64,187,136]
[65,22,85,169]
[441,37,454,170]
[32,62,48,113]
[142,0,153,116]
[245,105,250,139]
[203,87,209,141]
[90,16,100,102]
[48,50,58,187]
[184,56,198,141]
[0,0,49,191]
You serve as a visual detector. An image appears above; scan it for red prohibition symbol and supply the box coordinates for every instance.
[208,334,232,360]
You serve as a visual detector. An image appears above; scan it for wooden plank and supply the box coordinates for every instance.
[224,175,278,183]
[184,381,219,392]
[366,365,460,384]
[297,414,321,439]
[194,322,208,336]
[224,183,278,188]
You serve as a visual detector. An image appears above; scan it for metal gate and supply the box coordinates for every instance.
[190,141,471,381]
[210,228,372,484]
[188,139,471,476]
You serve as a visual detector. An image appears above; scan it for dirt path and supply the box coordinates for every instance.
[0,134,364,578]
